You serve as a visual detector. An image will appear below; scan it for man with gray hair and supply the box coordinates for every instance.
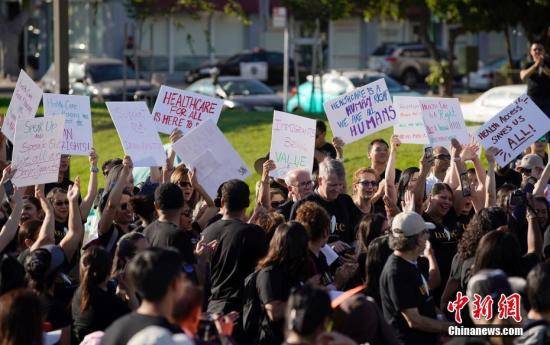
[380,211,452,345]
[290,159,361,252]
[276,168,314,220]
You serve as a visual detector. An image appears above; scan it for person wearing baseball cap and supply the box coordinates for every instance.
[518,154,545,180]
[380,211,452,345]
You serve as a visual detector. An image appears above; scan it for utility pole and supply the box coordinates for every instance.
[53,0,69,94]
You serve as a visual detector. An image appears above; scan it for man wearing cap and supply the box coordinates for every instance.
[518,154,545,183]
[380,211,453,345]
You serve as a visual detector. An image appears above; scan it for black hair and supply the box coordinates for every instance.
[129,194,156,223]
[154,183,184,212]
[527,262,550,313]
[286,284,332,337]
[368,138,389,152]
[127,247,182,302]
[101,158,123,176]
[0,254,26,296]
[397,167,419,207]
[316,120,327,134]
[221,179,250,212]
[24,249,55,294]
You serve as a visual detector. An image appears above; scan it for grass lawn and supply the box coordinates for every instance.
[0,97,478,205]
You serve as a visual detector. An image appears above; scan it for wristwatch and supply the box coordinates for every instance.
[90,166,99,173]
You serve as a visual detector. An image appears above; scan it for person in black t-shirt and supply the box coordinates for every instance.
[290,159,362,252]
[368,138,402,183]
[521,42,550,117]
[101,248,186,345]
[143,183,196,266]
[276,168,314,221]
[380,211,452,345]
[255,222,310,345]
[202,179,268,315]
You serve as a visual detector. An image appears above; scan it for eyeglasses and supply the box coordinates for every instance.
[177,181,192,188]
[54,201,69,207]
[294,180,313,189]
[533,48,544,52]
[520,168,532,175]
[271,200,285,209]
[435,154,451,160]
[357,180,378,187]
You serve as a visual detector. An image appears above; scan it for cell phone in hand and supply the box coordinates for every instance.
[459,172,471,197]
[424,146,434,160]
[3,180,14,198]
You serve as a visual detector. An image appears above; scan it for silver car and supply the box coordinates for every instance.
[40,57,156,101]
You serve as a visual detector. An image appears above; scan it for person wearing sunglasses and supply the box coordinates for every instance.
[425,147,451,195]
[352,168,379,215]
[521,42,550,118]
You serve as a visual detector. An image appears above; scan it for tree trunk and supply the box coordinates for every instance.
[417,16,440,62]
[444,27,464,97]
[503,27,514,69]
[0,11,30,78]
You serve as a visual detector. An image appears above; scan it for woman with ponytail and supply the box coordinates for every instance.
[71,246,130,343]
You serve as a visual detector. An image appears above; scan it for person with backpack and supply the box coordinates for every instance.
[244,222,310,345]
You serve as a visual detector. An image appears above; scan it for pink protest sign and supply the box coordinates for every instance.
[151,85,224,135]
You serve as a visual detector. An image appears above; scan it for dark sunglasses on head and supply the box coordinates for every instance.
[435,154,451,160]
[54,201,69,207]
[177,181,192,188]
[358,180,379,187]
[271,200,285,209]
[520,168,532,174]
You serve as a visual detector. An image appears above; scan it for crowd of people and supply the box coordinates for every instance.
[1,42,550,345]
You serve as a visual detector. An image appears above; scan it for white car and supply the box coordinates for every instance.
[460,84,527,123]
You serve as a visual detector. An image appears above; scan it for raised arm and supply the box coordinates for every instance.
[463,143,486,212]
[31,184,55,250]
[98,156,132,235]
[0,167,22,253]
[444,139,462,189]
[526,204,543,257]
[484,147,498,208]
[384,135,400,204]
[258,160,275,208]
[332,137,345,161]
[414,152,434,214]
[80,149,99,220]
[188,168,214,207]
[534,160,550,196]
[59,177,84,262]
[520,57,541,81]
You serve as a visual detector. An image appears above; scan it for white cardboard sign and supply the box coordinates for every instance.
[43,94,93,156]
[171,120,251,199]
[475,94,550,166]
[393,96,429,144]
[106,102,166,167]
[323,78,397,144]
[419,97,469,147]
[269,111,316,179]
[151,85,224,135]
[12,116,65,187]
[2,70,43,142]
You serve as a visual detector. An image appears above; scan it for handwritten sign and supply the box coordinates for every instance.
[106,102,166,167]
[171,120,250,199]
[269,111,316,179]
[475,95,550,166]
[151,85,224,135]
[43,94,93,156]
[419,98,469,147]
[393,96,429,144]
[2,70,43,142]
[323,78,396,144]
[12,116,64,187]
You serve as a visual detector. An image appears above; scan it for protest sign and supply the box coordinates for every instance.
[43,94,93,156]
[475,94,550,167]
[269,111,316,179]
[12,116,64,187]
[323,78,396,144]
[2,70,43,142]
[393,96,429,144]
[151,85,224,135]
[171,120,251,199]
[419,98,469,147]
[106,102,166,167]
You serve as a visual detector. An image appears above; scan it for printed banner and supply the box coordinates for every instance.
[106,102,166,167]
[393,96,429,144]
[323,78,396,144]
[43,94,93,156]
[269,111,316,179]
[12,116,65,187]
[171,120,251,199]
[419,98,469,147]
[151,85,224,135]
[2,70,43,142]
[475,94,550,166]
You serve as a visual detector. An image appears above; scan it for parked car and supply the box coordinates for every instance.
[40,57,155,102]
[184,49,303,86]
[462,57,521,91]
[460,84,526,123]
[186,76,283,111]
[368,43,448,86]
[286,70,422,113]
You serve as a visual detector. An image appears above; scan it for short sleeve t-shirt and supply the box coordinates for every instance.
[290,192,362,244]
[522,59,550,103]
[202,219,268,314]
[143,220,196,265]
[380,254,438,345]
[101,313,182,345]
